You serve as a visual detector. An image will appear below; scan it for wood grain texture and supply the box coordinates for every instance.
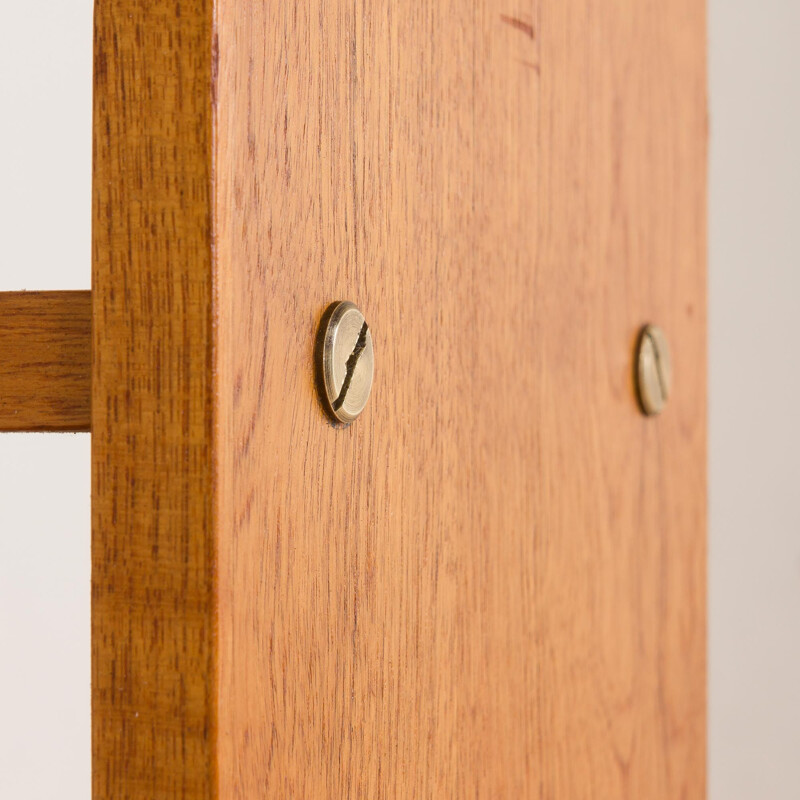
[0,291,91,432]
[215,1,706,799]
[93,0,706,796]
[92,1,216,797]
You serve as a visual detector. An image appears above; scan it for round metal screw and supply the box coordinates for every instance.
[315,301,374,424]
[636,324,671,416]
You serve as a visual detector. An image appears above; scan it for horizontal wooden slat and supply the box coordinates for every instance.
[0,291,91,432]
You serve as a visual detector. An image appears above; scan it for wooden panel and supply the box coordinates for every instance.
[0,291,91,432]
[215,2,706,800]
[93,0,705,796]
[91,1,216,797]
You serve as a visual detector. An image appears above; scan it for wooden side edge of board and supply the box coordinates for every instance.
[92,0,216,796]
[0,291,91,432]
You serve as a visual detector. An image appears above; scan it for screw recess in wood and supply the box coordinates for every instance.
[636,324,672,416]
[315,301,374,424]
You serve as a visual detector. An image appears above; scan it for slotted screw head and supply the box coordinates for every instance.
[316,301,374,424]
[636,324,671,416]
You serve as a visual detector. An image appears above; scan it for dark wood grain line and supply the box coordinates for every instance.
[500,14,535,39]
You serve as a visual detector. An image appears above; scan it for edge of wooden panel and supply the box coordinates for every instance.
[91,1,217,796]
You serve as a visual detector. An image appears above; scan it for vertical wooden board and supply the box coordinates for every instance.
[92,1,216,797]
[92,0,705,795]
[215,3,705,800]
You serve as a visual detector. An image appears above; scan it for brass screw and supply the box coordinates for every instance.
[636,324,671,416]
[315,301,374,424]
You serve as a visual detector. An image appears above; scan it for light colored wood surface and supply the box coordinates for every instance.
[93,0,706,796]
[215,1,706,798]
[91,1,216,796]
[0,291,91,432]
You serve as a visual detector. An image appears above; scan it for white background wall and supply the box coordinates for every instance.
[0,2,92,798]
[708,1,800,796]
[0,1,798,797]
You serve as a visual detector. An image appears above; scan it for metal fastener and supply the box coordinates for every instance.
[636,324,671,416]
[315,301,374,424]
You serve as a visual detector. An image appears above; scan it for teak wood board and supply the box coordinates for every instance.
[92,1,216,796]
[93,0,707,797]
[0,291,91,432]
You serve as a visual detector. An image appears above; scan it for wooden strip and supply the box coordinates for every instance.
[0,291,91,432]
[91,1,215,797]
